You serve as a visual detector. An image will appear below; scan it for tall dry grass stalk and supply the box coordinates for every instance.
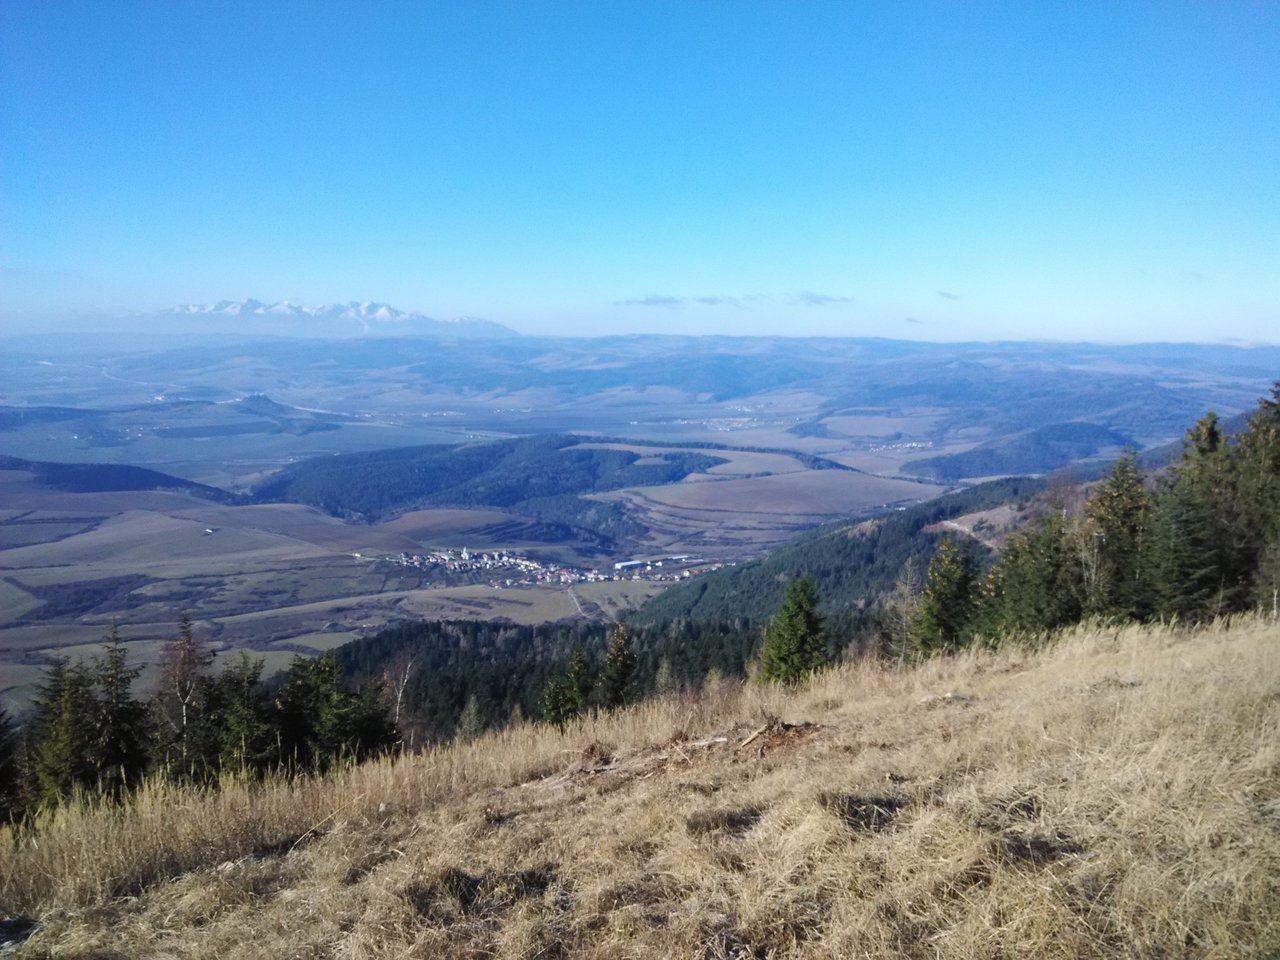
[3,616,1277,958]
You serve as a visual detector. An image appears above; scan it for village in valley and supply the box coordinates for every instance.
[383,546,727,590]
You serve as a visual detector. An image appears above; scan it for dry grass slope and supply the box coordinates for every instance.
[3,617,1278,958]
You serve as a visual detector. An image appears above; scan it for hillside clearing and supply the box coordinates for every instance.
[3,616,1277,958]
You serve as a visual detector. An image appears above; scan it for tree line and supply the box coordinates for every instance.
[0,615,395,824]
[902,385,1280,655]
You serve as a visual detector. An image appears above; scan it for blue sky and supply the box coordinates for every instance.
[2,1,1276,341]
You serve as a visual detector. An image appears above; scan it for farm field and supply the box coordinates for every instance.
[632,470,938,514]
[597,469,941,556]
[0,429,941,711]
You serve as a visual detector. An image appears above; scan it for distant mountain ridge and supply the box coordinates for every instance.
[157,299,516,338]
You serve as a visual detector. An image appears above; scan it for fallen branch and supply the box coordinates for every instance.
[738,725,769,749]
[686,736,729,748]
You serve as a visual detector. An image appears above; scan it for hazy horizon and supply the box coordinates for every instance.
[3,2,1276,343]
[1,297,1277,349]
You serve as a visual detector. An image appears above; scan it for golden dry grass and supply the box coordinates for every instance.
[3,616,1278,958]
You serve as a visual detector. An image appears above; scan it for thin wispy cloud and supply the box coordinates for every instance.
[617,291,852,309]
[794,291,854,306]
[904,316,924,324]
[616,295,684,308]
[937,290,960,301]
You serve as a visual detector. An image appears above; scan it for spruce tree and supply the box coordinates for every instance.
[909,537,979,656]
[1235,385,1280,599]
[599,621,638,708]
[540,676,580,732]
[91,622,150,797]
[211,651,273,776]
[985,512,1081,636]
[349,679,397,760]
[276,653,350,771]
[1148,480,1226,621]
[1083,452,1153,620]
[0,704,21,823]
[566,642,594,710]
[456,694,483,741]
[759,576,826,683]
[29,657,97,808]
[275,653,393,772]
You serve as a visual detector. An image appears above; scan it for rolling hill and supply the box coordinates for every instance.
[0,455,236,502]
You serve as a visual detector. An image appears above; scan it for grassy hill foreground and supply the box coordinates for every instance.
[2,617,1278,958]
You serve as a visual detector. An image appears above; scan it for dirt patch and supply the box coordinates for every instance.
[686,806,763,837]
[995,830,1082,867]
[403,863,559,919]
[819,792,907,833]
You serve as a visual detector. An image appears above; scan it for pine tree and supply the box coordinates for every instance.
[1148,479,1226,621]
[599,622,638,708]
[29,657,97,808]
[985,512,1081,636]
[456,694,483,741]
[909,536,979,656]
[540,676,580,732]
[759,576,826,683]
[885,558,923,660]
[91,622,150,797]
[566,642,593,710]
[1255,537,1280,617]
[211,651,273,776]
[0,704,22,823]
[1083,452,1153,620]
[654,656,677,696]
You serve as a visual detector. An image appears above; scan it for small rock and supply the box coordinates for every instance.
[919,692,976,705]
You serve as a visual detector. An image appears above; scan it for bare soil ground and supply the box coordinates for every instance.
[3,616,1276,958]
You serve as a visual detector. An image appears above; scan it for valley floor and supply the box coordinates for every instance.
[3,617,1279,958]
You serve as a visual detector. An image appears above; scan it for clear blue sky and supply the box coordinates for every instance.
[2,1,1276,341]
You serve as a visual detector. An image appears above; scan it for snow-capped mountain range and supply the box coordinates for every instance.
[151,299,516,339]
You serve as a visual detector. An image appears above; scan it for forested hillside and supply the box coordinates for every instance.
[333,618,768,740]
[632,476,1046,624]
[0,455,236,501]
[251,435,723,544]
[910,387,1280,649]
[903,421,1132,480]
